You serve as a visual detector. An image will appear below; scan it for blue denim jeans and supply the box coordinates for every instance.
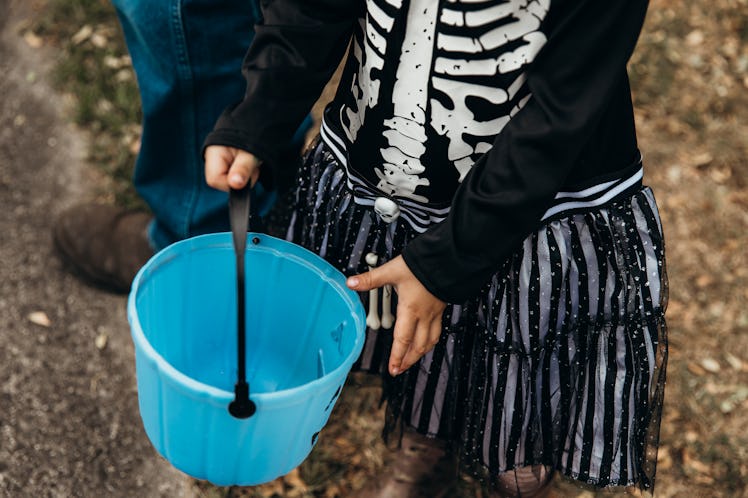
[112,0,308,250]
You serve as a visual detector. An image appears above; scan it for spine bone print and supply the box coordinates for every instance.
[376,0,439,203]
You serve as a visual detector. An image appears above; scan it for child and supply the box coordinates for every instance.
[204,0,668,496]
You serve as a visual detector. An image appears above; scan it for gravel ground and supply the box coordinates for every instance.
[0,1,193,496]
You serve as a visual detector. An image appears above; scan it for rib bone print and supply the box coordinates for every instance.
[341,0,549,203]
[342,0,400,143]
[431,0,549,182]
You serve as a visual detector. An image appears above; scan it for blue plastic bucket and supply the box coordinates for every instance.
[127,233,366,486]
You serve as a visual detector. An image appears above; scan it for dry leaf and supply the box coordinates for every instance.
[685,30,704,46]
[709,166,732,184]
[323,484,342,498]
[695,274,713,288]
[96,99,114,113]
[71,25,93,45]
[283,468,308,492]
[725,353,743,371]
[255,477,284,497]
[690,152,713,168]
[115,69,133,82]
[682,449,708,471]
[128,136,141,155]
[23,31,43,48]
[701,358,721,373]
[657,447,673,471]
[688,362,707,376]
[28,311,51,327]
[693,474,716,485]
[720,400,735,413]
[90,33,107,48]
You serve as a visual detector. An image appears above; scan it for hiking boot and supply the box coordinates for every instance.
[358,428,458,498]
[53,204,154,293]
[490,464,555,498]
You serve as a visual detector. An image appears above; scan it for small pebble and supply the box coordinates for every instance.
[95,334,108,350]
[27,311,51,327]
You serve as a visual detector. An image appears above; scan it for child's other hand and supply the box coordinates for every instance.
[205,145,262,192]
[347,256,446,377]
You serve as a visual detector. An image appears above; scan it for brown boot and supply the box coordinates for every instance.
[357,428,458,498]
[53,204,154,293]
[490,465,555,498]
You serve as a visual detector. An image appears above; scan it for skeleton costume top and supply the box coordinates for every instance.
[205,0,649,303]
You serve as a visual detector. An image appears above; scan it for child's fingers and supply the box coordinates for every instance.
[389,313,417,376]
[228,151,261,190]
[348,255,446,376]
[204,146,233,191]
[397,316,442,374]
[347,264,390,291]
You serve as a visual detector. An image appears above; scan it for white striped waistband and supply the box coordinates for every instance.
[540,164,643,221]
[320,119,644,231]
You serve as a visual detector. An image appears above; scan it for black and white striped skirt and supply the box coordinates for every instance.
[286,141,668,491]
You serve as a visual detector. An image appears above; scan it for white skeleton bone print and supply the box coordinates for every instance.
[342,0,401,143]
[342,0,550,203]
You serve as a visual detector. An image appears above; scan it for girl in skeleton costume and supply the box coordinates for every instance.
[204,0,668,496]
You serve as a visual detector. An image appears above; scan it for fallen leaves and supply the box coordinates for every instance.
[102,55,131,70]
[719,386,748,414]
[70,24,109,48]
[231,469,309,498]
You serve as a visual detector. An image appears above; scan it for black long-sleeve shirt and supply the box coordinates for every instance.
[205,0,649,303]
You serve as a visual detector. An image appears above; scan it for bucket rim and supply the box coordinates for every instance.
[127,232,366,404]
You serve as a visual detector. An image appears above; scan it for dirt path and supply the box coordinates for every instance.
[0,1,193,496]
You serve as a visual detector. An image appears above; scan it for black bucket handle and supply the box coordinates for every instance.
[228,186,256,419]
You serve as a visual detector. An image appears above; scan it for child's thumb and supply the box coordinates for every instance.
[347,268,386,292]
[228,152,261,189]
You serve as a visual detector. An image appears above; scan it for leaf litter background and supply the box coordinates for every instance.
[25,0,748,495]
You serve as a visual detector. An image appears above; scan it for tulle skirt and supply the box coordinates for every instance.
[285,141,668,490]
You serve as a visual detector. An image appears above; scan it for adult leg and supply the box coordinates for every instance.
[55,0,276,292]
[112,0,261,250]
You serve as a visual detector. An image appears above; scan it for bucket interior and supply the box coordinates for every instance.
[133,235,360,394]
